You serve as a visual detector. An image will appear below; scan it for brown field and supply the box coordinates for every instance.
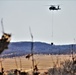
[0,54,74,73]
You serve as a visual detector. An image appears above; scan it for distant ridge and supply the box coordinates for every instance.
[1,41,76,57]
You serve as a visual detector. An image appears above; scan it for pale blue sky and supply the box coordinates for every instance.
[0,0,76,45]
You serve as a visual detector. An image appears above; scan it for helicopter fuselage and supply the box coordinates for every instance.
[49,6,60,10]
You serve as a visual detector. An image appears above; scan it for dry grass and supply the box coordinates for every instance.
[0,54,74,73]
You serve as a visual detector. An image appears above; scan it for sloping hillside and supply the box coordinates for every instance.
[1,41,76,57]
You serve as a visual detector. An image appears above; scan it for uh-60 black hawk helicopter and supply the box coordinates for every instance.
[49,5,61,10]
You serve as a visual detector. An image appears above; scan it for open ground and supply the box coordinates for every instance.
[0,54,74,74]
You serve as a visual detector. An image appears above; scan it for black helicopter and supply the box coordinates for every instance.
[49,5,61,10]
